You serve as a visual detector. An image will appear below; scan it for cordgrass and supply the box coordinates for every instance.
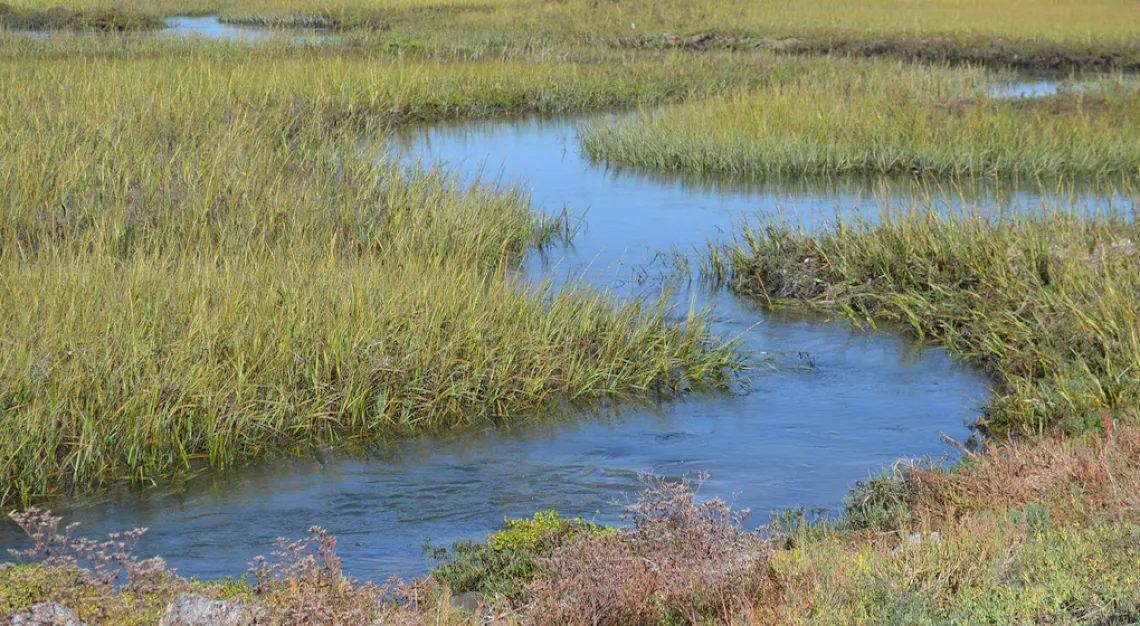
[226,0,1140,72]
[581,70,1140,179]
[6,0,1140,67]
[7,0,1139,40]
[0,44,780,505]
[0,5,162,31]
[705,201,1140,437]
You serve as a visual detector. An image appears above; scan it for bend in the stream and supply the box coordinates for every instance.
[0,111,1012,581]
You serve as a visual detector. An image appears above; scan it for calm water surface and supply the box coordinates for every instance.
[163,16,327,40]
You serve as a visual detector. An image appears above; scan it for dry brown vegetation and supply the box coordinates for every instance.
[5,433,1140,625]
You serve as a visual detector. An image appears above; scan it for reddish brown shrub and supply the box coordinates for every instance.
[526,476,777,626]
[906,422,1140,526]
[250,525,440,625]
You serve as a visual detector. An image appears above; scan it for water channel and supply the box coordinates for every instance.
[0,115,1014,580]
[2,25,1132,579]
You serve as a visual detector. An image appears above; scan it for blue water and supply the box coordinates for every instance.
[162,16,326,41]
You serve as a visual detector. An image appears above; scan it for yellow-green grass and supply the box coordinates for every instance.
[769,516,1140,625]
[0,45,811,258]
[581,70,1140,179]
[6,0,1139,41]
[0,45,782,505]
[7,0,1140,69]
[706,200,1140,437]
[0,4,162,31]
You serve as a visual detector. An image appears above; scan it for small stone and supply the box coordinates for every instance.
[158,593,262,626]
[892,531,941,555]
[753,37,803,50]
[10,602,86,626]
[683,33,714,48]
[450,591,494,622]
[450,591,485,614]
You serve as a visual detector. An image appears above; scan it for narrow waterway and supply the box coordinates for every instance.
[5,29,1130,579]
[0,114,1025,580]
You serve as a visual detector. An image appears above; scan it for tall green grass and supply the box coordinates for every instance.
[706,199,1140,436]
[0,45,757,504]
[581,70,1140,179]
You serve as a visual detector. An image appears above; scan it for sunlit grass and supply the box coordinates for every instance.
[582,70,1140,179]
[4,0,1139,71]
[0,44,773,504]
[7,0,1140,42]
[707,199,1140,436]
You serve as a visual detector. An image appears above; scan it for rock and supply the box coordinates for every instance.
[892,531,942,555]
[753,37,804,50]
[158,593,262,626]
[450,591,494,622]
[450,591,485,614]
[683,33,714,48]
[10,602,86,626]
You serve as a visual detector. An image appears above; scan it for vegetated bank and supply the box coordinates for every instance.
[6,0,1140,69]
[2,3,1139,624]
[707,200,1140,436]
[0,3,162,31]
[581,71,1140,179]
[4,432,1140,625]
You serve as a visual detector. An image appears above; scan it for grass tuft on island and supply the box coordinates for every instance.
[581,71,1140,179]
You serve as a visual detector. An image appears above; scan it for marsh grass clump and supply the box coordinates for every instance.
[582,71,1140,179]
[0,6,162,31]
[707,202,1140,436]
